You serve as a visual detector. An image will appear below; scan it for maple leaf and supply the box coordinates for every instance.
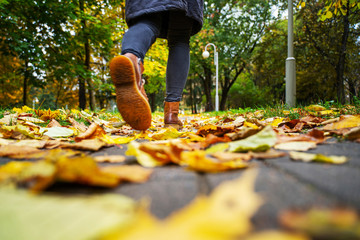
[35,109,60,121]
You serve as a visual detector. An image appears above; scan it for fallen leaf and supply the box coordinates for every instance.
[54,155,120,188]
[68,117,88,132]
[275,141,317,151]
[280,208,360,240]
[0,189,137,240]
[126,141,167,167]
[322,115,360,130]
[60,138,108,151]
[75,123,105,142]
[228,126,277,152]
[35,108,60,121]
[243,231,309,240]
[250,149,287,159]
[305,105,326,111]
[289,151,348,164]
[196,124,234,137]
[40,126,74,138]
[1,124,41,139]
[107,170,261,240]
[180,150,248,172]
[225,127,260,141]
[211,152,252,162]
[0,145,43,158]
[0,114,17,125]
[101,165,153,183]
[46,119,62,128]
[94,155,126,163]
[344,126,360,140]
[149,127,182,140]
[18,116,45,124]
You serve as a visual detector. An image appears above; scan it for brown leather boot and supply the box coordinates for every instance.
[123,53,148,101]
[110,54,151,130]
[164,101,183,130]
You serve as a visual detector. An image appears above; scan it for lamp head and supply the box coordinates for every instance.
[202,50,210,58]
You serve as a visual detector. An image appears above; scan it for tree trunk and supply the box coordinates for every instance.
[78,0,91,110]
[23,60,29,106]
[335,3,350,104]
[78,77,86,109]
[201,63,214,112]
[149,92,156,112]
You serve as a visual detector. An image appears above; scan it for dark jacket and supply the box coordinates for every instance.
[125,0,204,36]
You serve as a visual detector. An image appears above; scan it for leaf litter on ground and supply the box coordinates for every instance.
[0,104,359,239]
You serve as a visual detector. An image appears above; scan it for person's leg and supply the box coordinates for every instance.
[110,15,162,130]
[121,15,162,60]
[165,11,193,102]
[164,11,193,129]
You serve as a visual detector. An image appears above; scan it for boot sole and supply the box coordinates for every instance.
[110,56,151,130]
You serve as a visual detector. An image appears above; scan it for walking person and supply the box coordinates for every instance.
[110,0,204,130]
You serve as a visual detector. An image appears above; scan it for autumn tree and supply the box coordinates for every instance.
[189,0,278,111]
[299,0,360,103]
[0,0,75,106]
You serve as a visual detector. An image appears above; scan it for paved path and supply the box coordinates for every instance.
[1,139,359,231]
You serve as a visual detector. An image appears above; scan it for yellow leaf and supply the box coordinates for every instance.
[149,127,182,141]
[305,105,326,112]
[244,231,308,240]
[322,115,360,130]
[126,141,167,167]
[106,170,262,240]
[101,165,153,183]
[244,121,259,129]
[271,118,284,127]
[180,150,248,173]
[289,151,347,164]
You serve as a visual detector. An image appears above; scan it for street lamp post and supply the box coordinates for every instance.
[202,43,219,111]
[286,0,296,107]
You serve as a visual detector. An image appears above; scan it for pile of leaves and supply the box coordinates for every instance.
[0,104,360,239]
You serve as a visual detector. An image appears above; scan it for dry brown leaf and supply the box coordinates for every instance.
[196,124,235,137]
[0,114,17,125]
[225,127,260,141]
[94,155,126,163]
[46,119,62,128]
[200,134,231,149]
[101,165,153,183]
[0,145,43,158]
[60,138,107,151]
[211,152,252,162]
[74,123,105,142]
[250,149,287,159]
[68,117,88,132]
[344,126,360,140]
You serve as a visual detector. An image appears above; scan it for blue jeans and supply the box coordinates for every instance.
[121,11,193,102]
